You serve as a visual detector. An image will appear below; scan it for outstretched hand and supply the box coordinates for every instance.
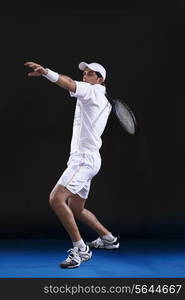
[24,61,48,77]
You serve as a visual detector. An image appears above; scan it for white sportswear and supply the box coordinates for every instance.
[57,81,111,199]
[69,81,112,154]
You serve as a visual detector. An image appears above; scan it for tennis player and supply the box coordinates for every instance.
[24,61,119,268]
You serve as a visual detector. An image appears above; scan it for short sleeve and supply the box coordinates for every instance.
[69,81,93,101]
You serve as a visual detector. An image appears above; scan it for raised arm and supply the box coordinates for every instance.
[24,61,76,92]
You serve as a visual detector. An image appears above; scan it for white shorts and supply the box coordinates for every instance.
[57,152,101,199]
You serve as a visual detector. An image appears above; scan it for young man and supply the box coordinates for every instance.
[24,61,119,268]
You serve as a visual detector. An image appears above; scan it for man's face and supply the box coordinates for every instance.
[82,67,103,85]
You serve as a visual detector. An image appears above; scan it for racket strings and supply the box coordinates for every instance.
[106,94,137,135]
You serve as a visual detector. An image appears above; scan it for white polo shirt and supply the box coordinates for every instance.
[69,81,112,154]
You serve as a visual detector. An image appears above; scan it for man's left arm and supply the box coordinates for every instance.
[24,61,76,92]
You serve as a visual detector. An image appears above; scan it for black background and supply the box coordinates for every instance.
[0,0,184,239]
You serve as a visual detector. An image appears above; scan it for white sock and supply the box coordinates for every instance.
[73,238,86,251]
[101,232,115,241]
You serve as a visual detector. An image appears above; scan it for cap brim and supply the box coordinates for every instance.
[78,62,89,71]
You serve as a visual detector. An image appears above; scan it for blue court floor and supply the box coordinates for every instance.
[0,238,185,278]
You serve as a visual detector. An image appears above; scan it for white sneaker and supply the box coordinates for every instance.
[78,245,92,262]
[87,236,119,249]
[60,245,92,269]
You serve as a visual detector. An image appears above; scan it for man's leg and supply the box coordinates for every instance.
[49,185,92,268]
[68,194,110,236]
[49,184,82,242]
[68,194,119,249]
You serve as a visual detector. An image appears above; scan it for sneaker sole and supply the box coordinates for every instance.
[60,262,81,269]
[88,243,120,250]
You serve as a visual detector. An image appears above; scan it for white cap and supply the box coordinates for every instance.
[78,61,106,81]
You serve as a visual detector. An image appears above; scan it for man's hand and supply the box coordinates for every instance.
[24,61,48,76]
[24,61,76,92]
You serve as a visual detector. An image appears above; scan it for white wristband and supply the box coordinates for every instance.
[43,68,59,82]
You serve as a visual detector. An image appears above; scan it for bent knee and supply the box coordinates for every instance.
[49,193,61,207]
[49,186,69,207]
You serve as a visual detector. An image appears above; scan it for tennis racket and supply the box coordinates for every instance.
[106,95,138,135]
